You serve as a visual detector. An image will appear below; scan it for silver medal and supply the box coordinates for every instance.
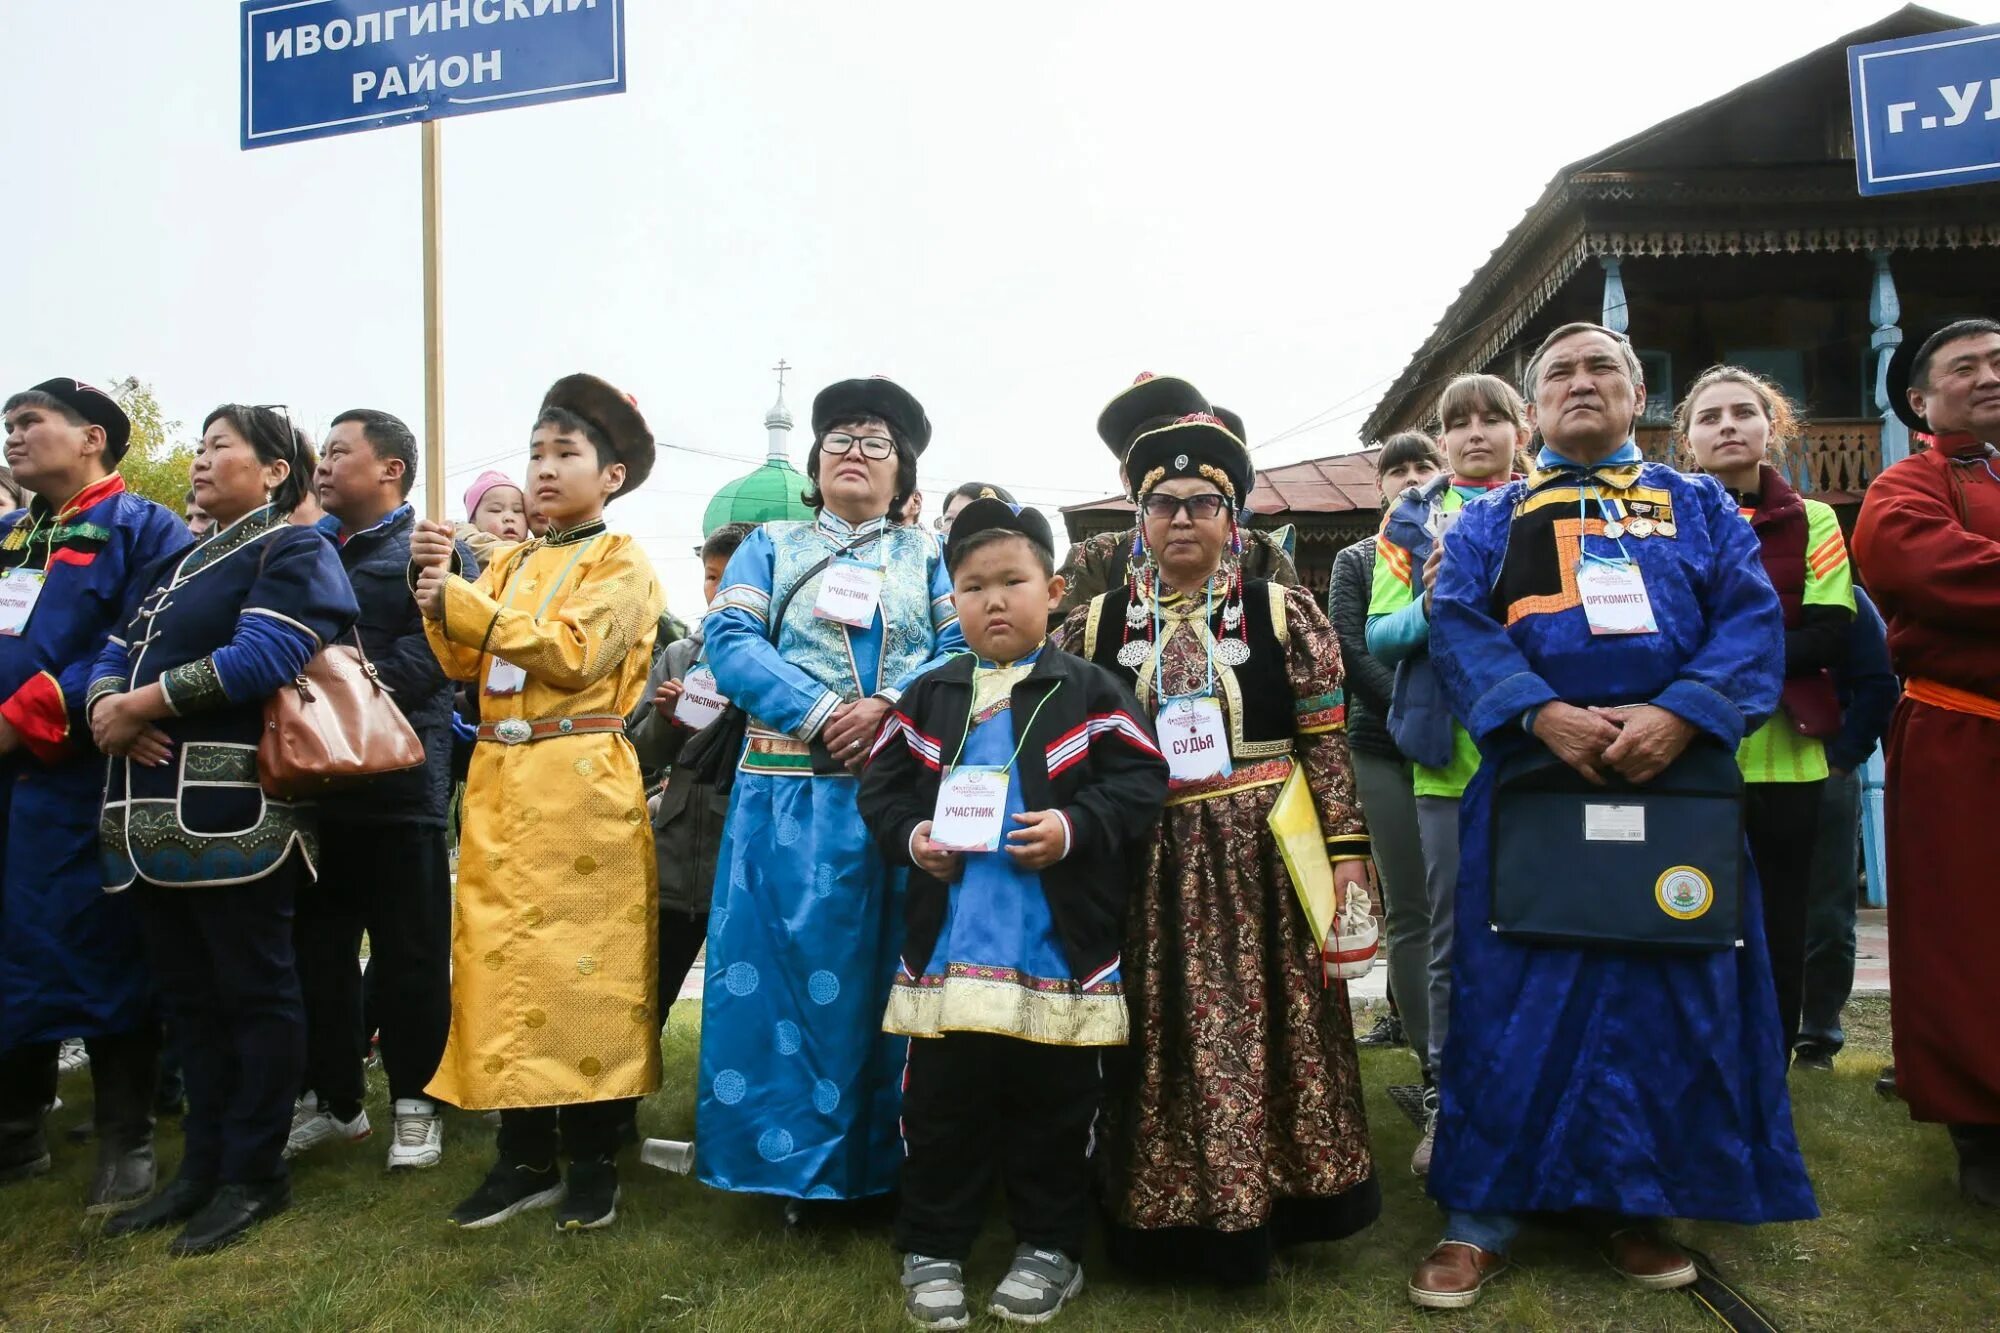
[1213,637,1250,667]
[1601,520,1625,539]
[1116,640,1151,669]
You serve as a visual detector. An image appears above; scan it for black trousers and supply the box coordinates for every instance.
[1746,780,1822,1052]
[0,1027,160,1139]
[895,1032,1104,1262]
[295,821,452,1111]
[132,861,306,1185]
[498,1099,635,1165]
[657,911,708,1035]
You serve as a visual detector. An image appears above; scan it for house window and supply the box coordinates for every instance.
[1636,350,1673,423]
[1723,347,1808,407]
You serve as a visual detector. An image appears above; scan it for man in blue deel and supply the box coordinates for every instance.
[0,378,191,1213]
[1404,324,1816,1310]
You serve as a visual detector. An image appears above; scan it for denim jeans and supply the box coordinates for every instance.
[1443,1210,1522,1256]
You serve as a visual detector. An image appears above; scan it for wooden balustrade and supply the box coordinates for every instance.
[1635,419,1883,496]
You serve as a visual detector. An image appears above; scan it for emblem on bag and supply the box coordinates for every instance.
[1655,866,1714,920]
[495,718,534,745]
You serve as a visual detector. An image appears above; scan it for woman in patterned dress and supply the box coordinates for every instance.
[1061,409,1379,1285]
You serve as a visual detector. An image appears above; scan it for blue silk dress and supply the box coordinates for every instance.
[697,512,963,1199]
[1426,447,1817,1225]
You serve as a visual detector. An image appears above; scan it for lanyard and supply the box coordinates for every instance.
[500,537,593,619]
[1149,576,1219,700]
[947,676,1062,776]
[1577,484,1637,567]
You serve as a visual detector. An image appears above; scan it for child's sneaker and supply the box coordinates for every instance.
[284,1099,370,1159]
[988,1246,1082,1324]
[448,1158,563,1228]
[556,1157,619,1231]
[900,1255,970,1329]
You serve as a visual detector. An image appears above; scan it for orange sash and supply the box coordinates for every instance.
[1906,677,2000,724]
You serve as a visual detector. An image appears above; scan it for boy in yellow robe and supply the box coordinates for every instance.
[412,374,664,1231]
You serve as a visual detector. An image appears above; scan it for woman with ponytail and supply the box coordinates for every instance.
[88,404,357,1257]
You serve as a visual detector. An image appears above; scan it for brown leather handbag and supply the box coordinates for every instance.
[259,633,425,798]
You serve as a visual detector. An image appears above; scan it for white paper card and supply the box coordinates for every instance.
[1584,803,1647,843]
[485,658,528,696]
[1156,696,1233,782]
[1576,559,1659,636]
[0,569,46,637]
[812,558,883,628]
[930,766,1009,852]
[672,666,728,730]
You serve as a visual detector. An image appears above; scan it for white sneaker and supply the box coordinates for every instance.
[387,1099,444,1170]
[285,1098,372,1159]
[56,1039,90,1077]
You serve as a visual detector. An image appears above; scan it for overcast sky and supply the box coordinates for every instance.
[6,0,1989,611]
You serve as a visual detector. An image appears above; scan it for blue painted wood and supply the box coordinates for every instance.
[1861,745,1888,907]
[1869,248,1911,466]
[1600,256,1629,334]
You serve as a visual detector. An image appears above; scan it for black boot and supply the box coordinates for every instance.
[84,1030,160,1215]
[1950,1125,2000,1208]
[103,1174,214,1238]
[0,1116,50,1184]
[169,1179,291,1256]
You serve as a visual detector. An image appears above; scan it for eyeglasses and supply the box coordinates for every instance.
[1140,492,1229,521]
[821,432,896,461]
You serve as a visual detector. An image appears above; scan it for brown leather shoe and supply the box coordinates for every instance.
[1408,1241,1508,1309]
[1605,1228,1697,1289]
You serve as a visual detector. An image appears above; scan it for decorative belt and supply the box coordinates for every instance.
[1905,678,2000,724]
[477,714,626,746]
[1165,755,1294,807]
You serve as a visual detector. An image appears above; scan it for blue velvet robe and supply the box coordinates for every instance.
[696,512,963,1199]
[0,478,189,1050]
[1426,453,1817,1224]
[90,505,358,891]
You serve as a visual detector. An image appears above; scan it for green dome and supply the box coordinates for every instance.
[702,458,814,534]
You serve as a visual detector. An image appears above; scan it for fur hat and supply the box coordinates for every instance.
[1095,372,1208,459]
[1124,412,1255,503]
[811,376,932,454]
[539,373,654,498]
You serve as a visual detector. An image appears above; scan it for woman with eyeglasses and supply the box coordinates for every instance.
[696,377,965,1219]
[1061,408,1379,1285]
[87,404,357,1256]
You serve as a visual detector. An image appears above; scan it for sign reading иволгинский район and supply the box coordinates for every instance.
[1849,21,2000,196]
[240,0,625,150]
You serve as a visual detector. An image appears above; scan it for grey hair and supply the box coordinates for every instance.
[1521,321,1645,399]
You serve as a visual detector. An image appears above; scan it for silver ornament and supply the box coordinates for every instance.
[1126,599,1149,628]
[1601,520,1625,539]
[1213,637,1250,667]
[1116,640,1152,670]
[1174,454,1189,470]
[1221,603,1243,631]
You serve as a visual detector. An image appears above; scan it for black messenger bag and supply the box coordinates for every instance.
[1489,739,1744,952]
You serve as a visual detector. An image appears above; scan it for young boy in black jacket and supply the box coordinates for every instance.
[858,498,1168,1329]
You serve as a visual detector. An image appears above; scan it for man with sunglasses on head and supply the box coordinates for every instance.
[0,379,190,1213]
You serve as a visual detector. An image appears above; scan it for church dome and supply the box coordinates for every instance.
[703,456,813,533]
[702,361,814,534]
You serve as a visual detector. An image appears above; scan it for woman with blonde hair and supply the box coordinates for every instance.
[1676,366,1854,1052]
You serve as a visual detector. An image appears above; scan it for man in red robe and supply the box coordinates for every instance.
[1852,316,2000,1208]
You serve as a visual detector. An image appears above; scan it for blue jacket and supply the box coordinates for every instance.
[315,507,478,827]
[1826,586,1898,774]
[1371,474,1457,767]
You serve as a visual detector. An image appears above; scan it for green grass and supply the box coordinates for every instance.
[2,998,1994,1331]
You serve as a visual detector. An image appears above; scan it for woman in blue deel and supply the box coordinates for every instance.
[696,376,963,1219]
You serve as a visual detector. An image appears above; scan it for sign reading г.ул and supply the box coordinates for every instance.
[1849,21,2000,196]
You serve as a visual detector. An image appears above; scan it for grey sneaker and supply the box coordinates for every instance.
[989,1246,1083,1325]
[1411,1087,1439,1176]
[900,1255,970,1330]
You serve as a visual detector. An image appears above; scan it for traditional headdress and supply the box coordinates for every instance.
[1095,372,1209,459]
[811,376,933,454]
[539,373,655,498]
[21,377,131,462]
[945,495,1054,572]
[1115,411,1257,669]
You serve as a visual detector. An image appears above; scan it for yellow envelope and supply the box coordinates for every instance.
[1267,763,1337,951]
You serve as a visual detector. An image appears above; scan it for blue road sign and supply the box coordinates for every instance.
[241,0,624,150]
[1849,22,2000,196]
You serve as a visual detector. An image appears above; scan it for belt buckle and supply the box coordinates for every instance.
[495,718,533,746]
